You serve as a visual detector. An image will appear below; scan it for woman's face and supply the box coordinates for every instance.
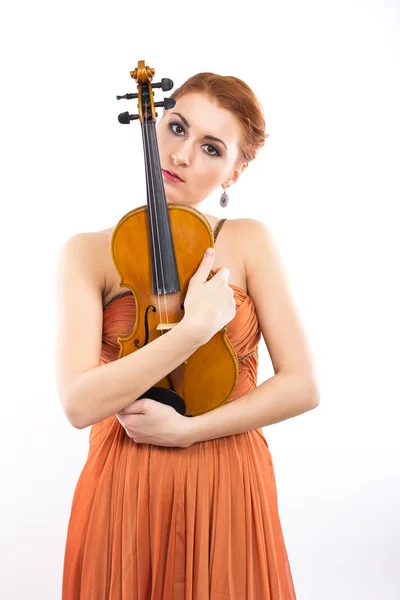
[156,92,246,209]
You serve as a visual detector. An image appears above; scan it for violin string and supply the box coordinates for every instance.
[141,119,164,333]
[141,107,169,331]
[146,117,171,329]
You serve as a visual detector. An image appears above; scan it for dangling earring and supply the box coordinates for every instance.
[220,184,231,208]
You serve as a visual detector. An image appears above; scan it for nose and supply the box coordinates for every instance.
[171,140,192,167]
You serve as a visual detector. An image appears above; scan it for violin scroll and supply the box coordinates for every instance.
[116,60,176,123]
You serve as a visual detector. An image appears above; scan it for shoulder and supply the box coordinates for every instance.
[58,229,107,260]
[57,230,108,291]
[236,216,270,238]
[229,217,274,269]
[226,216,269,239]
[216,216,263,247]
[237,217,288,300]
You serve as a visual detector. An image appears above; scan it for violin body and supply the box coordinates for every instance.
[111,203,239,417]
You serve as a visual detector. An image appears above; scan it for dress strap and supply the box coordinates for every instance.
[213,218,227,242]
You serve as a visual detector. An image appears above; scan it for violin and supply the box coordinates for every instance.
[111,60,239,417]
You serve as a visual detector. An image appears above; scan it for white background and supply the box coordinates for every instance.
[1,0,399,598]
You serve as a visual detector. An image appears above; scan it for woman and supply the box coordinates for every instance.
[57,72,319,599]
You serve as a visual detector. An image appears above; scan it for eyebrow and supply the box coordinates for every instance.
[170,112,228,150]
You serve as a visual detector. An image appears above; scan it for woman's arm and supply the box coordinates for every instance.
[185,371,318,445]
[55,234,203,430]
[186,219,320,445]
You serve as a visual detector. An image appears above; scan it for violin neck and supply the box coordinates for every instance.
[141,120,181,295]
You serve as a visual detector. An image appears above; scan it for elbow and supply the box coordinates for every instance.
[61,390,88,430]
[59,377,90,429]
[63,404,87,429]
[293,371,320,410]
[71,416,88,430]
[307,376,320,409]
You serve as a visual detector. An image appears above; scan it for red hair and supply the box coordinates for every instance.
[170,72,269,164]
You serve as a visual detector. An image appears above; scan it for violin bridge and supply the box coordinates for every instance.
[156,322,179,331]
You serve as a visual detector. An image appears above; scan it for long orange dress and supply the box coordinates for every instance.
[62,219,297,599]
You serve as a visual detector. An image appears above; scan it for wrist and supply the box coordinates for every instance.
[182,413,200,447]
[178,317,207,349]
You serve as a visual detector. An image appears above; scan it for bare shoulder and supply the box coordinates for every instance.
[224,217,265,282]
[57,229,110,297]
[236,217,280,279]
[223,216,260,241]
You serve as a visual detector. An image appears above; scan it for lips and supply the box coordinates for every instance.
[162,169,184,183]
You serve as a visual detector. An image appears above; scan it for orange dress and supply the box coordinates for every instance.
[62,220,297,599]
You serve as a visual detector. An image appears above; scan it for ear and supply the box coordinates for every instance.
[223,162,248,188]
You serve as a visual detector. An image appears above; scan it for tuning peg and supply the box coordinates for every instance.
[164,97,175,109]
[118,111,139,124]
[152,78,174,91]
[116,93,139,100]
[153,98,176,110]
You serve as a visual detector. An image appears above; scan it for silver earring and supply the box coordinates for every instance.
[220,185,230,208]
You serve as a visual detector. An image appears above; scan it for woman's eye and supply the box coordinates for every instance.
[203,144,220,157]
[169,122,185,135]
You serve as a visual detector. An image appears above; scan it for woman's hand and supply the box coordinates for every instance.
[116,398,193,448]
